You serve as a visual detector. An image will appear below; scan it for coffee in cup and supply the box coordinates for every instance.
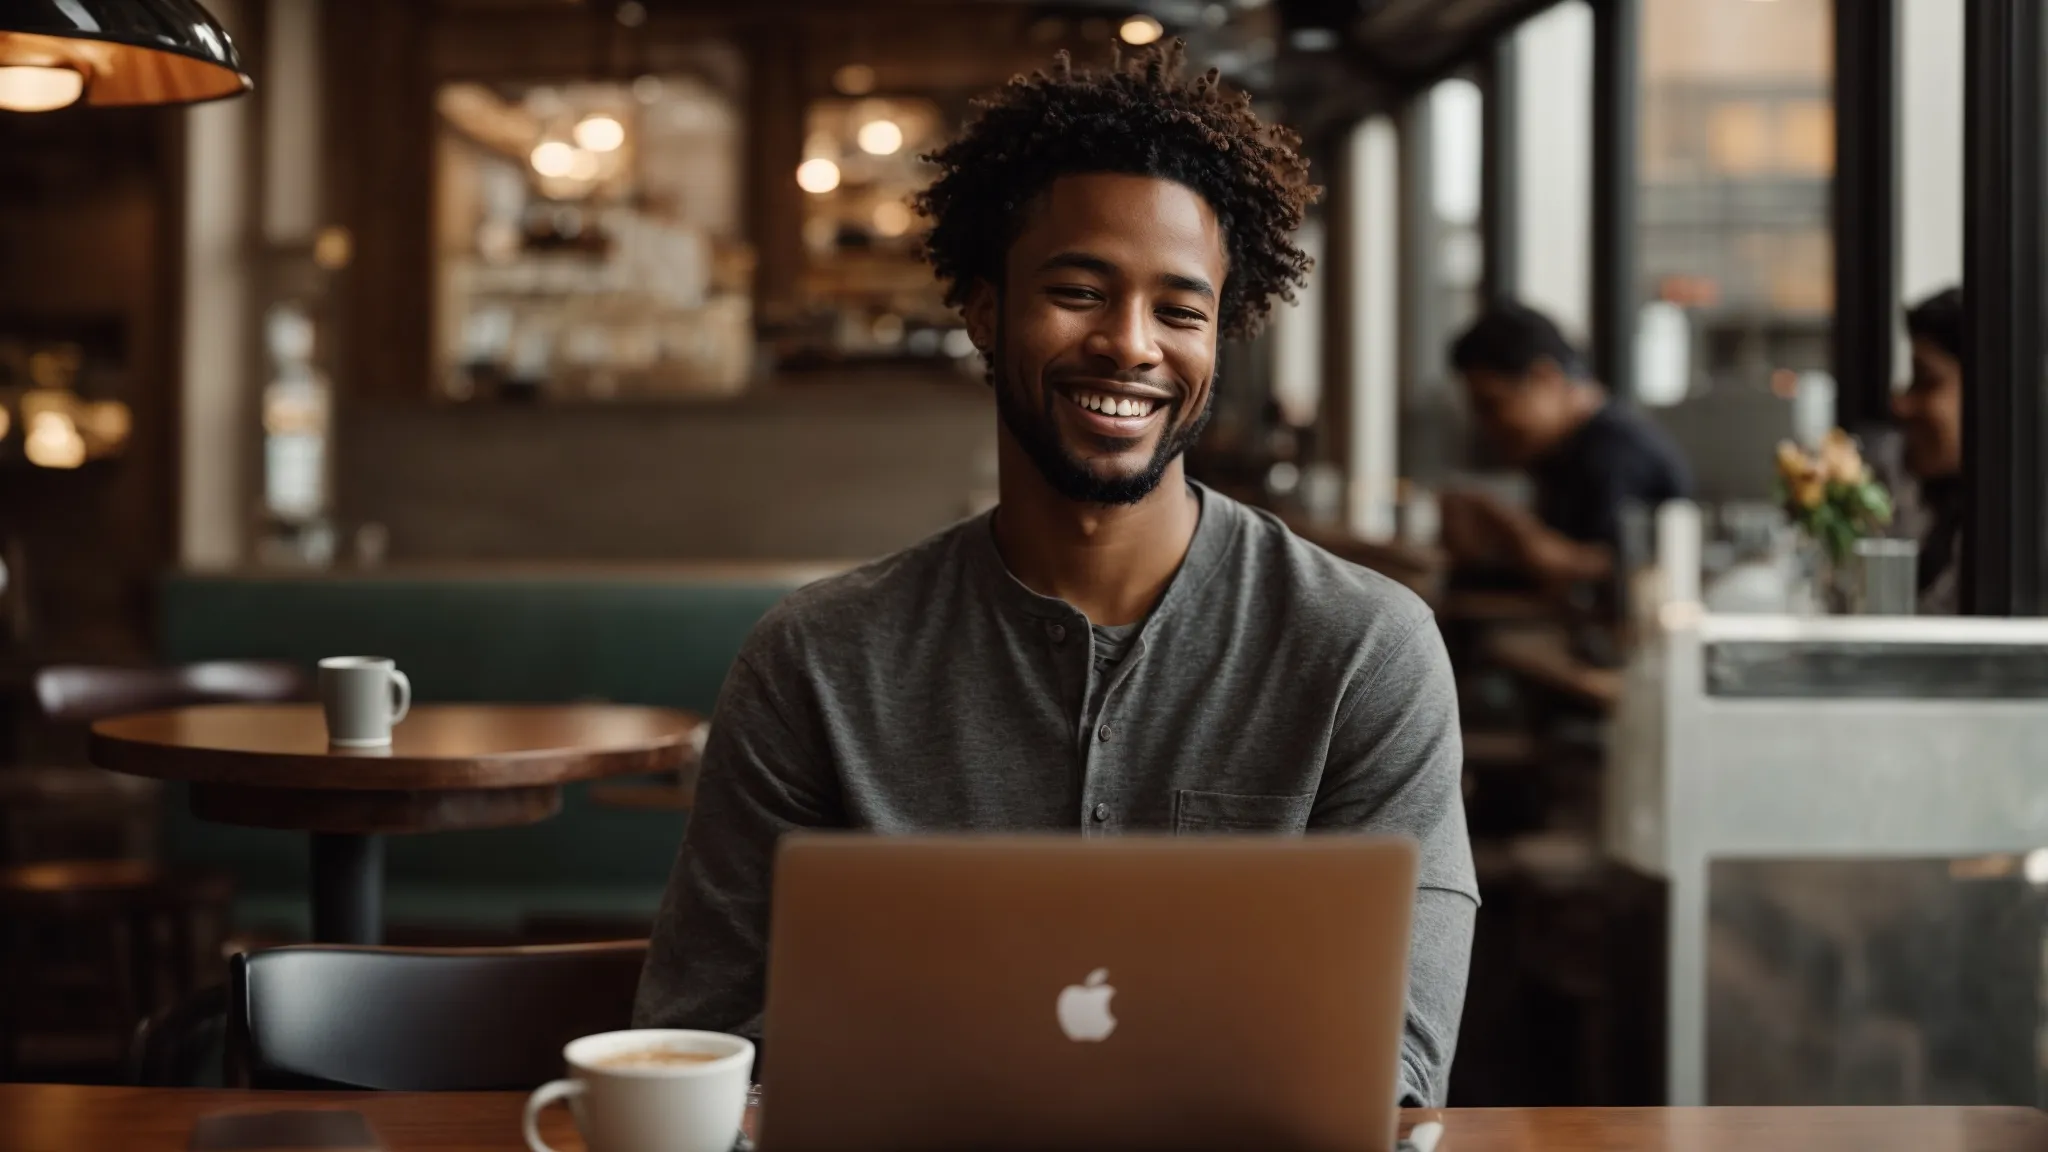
[591,1049,725,1071]
[318,656,411,748]
[524,1029,754,1152]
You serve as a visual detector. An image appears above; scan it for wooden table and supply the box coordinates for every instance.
[6,1084,2048,1152]
[89,704,699,945]
[587,779,696,812]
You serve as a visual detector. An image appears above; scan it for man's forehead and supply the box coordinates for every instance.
[1013,173,1224,258]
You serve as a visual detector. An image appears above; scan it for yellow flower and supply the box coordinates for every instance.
[1776,440,1812,483]
[1792,474,1826,509]
[1819,428,1867,485]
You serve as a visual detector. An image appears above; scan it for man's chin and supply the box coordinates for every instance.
[1039,454,1172,506]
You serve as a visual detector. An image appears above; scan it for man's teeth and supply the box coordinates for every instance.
[1073,392,1157,418]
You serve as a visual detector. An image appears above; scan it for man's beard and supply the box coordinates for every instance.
[989,318,1215,507]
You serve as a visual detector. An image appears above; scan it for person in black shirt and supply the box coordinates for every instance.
[1893,287,1964,614]
[1439,303,1692,590]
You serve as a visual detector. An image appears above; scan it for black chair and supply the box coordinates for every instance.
[9,661,307,865]
[0,663,299,1077]
[129,983,229,1086]
[34,660,307,724]
[226,940,648,1089]
[0,861,234,1081]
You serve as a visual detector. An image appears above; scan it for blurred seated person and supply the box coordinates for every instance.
[1893,287,1964,614]
[1440,303,1692,603]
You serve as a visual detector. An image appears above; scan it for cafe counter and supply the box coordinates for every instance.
[1608,607,2048,1106]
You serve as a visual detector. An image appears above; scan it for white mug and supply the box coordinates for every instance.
[524,1029,755,1152]
[317,656,411,748]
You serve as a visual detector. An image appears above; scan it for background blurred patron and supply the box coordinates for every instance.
[1894,288,1965,614]
[1440,304,1692,597]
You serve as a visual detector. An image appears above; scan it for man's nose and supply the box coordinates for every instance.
[1084,299,1162,371]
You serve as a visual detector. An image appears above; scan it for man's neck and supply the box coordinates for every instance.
[990,435,1201,627]
[1535,384,1608,460]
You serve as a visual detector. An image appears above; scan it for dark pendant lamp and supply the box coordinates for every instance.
[0,0,251,113]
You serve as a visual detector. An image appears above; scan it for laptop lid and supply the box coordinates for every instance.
[760,834,1417,1152]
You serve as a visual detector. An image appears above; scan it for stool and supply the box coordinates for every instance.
[0,860,234,1082]
[0,765,160,864]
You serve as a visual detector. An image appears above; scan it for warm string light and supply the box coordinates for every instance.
[574,114,625,153]
[832,63,876,96]
[872,201,913,237]
[856,118,903,156]
[1118,15,1164,45]
[25,410,85,469]
[796,158,842,194]
[531,141,576,178]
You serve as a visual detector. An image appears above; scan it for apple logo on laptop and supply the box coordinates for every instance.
[1056,968,1117,1041]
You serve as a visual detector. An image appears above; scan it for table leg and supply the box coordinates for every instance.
[309,833,384,945]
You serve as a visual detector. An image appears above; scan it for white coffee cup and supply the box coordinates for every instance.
[317,656,411,748]
[524,1029,755,1152]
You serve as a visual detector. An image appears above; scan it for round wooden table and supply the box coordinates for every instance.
[88,703,700,945]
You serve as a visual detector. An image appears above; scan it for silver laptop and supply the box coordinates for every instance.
[759,834,1418,1152]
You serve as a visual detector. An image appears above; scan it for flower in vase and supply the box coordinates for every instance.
[1774,430,1893,563]
[1818,428,1869,485]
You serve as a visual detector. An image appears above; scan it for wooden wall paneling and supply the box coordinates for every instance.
[747,28,806,323]
[322,0,434,404]
[0,106,183,658]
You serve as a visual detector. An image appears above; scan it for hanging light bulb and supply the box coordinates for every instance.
[573,113,626,153]
[531,141,577,178]
[0,0,249,109]
[833,63,876,96]
[856,118,903,156]
[872,201,913,238]
[796,158,841,194]
[25,411,85,470]
[1119,15,1164,45]
[0,65,84,113]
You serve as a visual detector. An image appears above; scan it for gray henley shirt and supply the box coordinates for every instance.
[635,483,1478,1106]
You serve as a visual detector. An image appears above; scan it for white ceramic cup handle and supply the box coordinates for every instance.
[523,1078,584,1152]
[388,669,411,727]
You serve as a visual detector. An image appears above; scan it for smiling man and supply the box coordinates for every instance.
[635,44,1477,1107]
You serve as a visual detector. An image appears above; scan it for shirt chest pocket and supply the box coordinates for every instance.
[1172,789,1316,834]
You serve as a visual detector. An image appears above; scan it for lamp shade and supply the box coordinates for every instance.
[0,0,251,111]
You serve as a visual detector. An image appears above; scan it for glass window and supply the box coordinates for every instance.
[1430,77,1486,346]
[1515,0,1593,339]
[1350,116,1401,540]
[1637,0,1834,501]
[1401,75,1486,485]
[1899,0,1962,313]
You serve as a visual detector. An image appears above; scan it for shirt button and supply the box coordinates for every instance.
[1047,622,1066,643]
[1092,803,1109,822]
[1097,723,1114,742]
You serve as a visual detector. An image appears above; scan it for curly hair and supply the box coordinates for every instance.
[913,41,1319,340]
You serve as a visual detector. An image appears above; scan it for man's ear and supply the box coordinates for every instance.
[964,279,998,356]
